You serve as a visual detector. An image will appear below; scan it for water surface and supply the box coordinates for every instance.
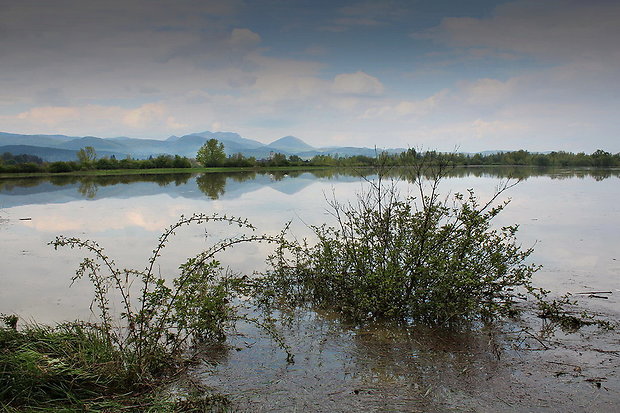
[1,168,619,411]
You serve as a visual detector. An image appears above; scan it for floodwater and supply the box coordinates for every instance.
[1,167,619,411]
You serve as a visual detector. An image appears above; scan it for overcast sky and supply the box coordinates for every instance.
[1,0,619,152]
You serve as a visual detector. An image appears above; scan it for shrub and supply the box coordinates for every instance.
[49,214,287,382]
[48,161,78,173]
[263,162,539,324]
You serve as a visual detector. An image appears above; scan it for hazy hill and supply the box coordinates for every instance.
[0,132,74,147]
[0,145,126,162]
[186,131,264,149]
[0,130,401,161]
[56,136,130,153]
[266,136,314,153]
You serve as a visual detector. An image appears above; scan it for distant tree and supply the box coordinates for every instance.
[288,155,303,165]
[48,161,76,173]
[196,139,226,167]
[227,152,255,167]
[172,155,192,168]
[269,152,289,166]
[591,149,614,167]
[1,152,44,165]
[77,146,97,167]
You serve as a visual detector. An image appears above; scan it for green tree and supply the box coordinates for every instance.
[196,139,226,167]
[76,146,97,168]
[269,152,289,166]
[591,149,614,167]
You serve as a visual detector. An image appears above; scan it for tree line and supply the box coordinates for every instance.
[0,148,193,174]
[1,140,619,174]
[194,139,620,168]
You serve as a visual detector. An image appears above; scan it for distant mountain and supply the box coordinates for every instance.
[0,145,126,162]
[55,136,130,153]
[187,131,264,149]
[0,132,75,147]
[266,136,314,153]
[0,130,405,161]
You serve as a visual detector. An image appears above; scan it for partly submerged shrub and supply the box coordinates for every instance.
[263,163,539,324]
[49,213,279,382]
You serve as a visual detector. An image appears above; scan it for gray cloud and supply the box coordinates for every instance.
[0,0,618,151]
[422,0,620,63]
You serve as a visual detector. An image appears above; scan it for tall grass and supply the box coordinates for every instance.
[2,213,281,411]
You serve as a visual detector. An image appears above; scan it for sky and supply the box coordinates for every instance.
[1,0,619,152]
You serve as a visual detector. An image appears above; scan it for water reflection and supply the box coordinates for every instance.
[1,168,619,322]
[1,167,618,206]
[196,173,226,199]
[1,167,619,411]
[199,304,620,412]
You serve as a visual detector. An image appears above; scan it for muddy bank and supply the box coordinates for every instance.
[197,306,619,412]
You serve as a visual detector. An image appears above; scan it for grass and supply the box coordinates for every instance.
[0,320,231,412]
[1,213,276,411]
[0,165,334,179]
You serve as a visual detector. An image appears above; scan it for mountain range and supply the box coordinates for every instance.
[0,131,399,162]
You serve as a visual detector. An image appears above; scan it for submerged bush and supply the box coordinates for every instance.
[2,214,288,410]
[47,214,285,386]
[263,162,539,324]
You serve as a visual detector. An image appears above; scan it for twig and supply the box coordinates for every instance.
[522,329,549,350]
[546,360,582,369]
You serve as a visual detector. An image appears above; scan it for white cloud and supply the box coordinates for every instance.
[461,78,515,105]
[332,71,384,96]
[166,116,188,130]
[361,90,447,119]
[17,106,80,126]
[123,103,167,129]
[5,103,188,137]
[470,118,527,140]
[229,28,261,49]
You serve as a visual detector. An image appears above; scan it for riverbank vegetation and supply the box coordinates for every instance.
[2,214,284,411]
[1,143,619,176]
[260,160,540,324]
[1,158,613,410]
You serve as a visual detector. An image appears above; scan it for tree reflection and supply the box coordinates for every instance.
[229,171,257,183]
[196,173,227,200]
[0,168,618,203]
[78,179,99,199]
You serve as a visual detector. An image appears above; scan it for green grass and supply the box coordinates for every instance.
[0,165,335,179]
[0,322,230,412]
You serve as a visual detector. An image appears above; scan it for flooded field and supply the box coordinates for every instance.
[1,167,619,411]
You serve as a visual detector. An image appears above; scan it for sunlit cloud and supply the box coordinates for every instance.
[229,28,261,49]
[332,71,384,96]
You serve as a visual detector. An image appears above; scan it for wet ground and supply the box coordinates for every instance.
[197,303,619,412]
[2,170,618,411]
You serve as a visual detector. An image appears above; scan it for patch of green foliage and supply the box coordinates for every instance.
[48,214,288,377]
[196,139,227,167]
[0,320,127,409]
[0,316,232,411]
[1,214,287,411]
[534,292,615,332]
[261,160,541,324]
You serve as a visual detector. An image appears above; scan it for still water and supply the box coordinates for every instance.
[1,168,619,411]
